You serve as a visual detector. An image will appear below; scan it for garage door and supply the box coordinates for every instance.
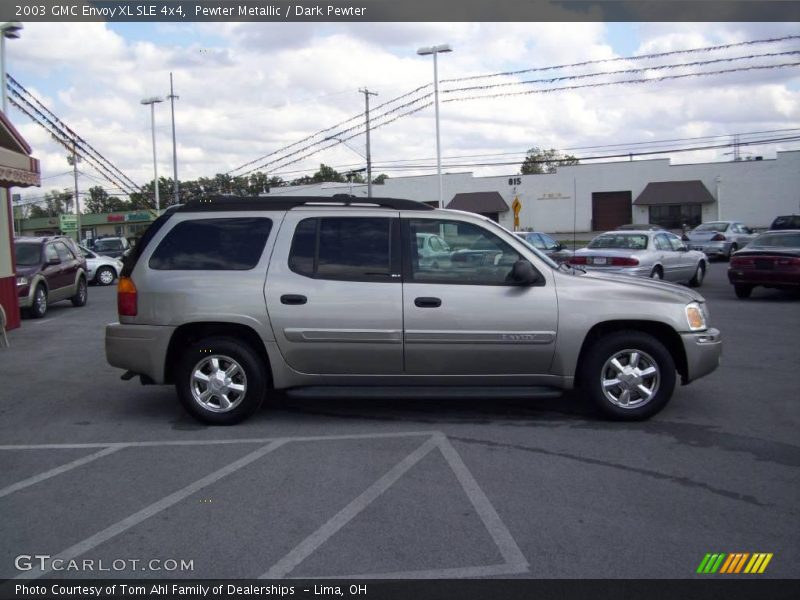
[592,191,632,231]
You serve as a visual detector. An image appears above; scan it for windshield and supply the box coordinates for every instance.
[94,239,122,251]
[694,222,729,232]
[587,233,649,250]
[14,243,42,266]
[749,232,800,248]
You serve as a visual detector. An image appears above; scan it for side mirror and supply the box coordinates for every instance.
[510,259,541,285]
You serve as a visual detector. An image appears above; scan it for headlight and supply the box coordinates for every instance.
[16,276,29,287]
[685,302,707,331]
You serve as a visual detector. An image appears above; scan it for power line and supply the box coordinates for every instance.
[443,61,800,103]
[443,50,800,94]
[441,34,800,83]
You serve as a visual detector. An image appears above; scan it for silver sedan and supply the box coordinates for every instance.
[685,220,756,260]
[78,245,124,286]
[570,230,707,286]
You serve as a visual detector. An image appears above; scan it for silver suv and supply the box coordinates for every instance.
[105,196,722,425]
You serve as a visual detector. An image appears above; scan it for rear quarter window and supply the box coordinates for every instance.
[148,218,272,270]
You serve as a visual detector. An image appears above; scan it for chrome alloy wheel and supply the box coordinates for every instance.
[34,287,47,314]
[189,355,247,413]
[98,268,115,285]
[600,349,660,409]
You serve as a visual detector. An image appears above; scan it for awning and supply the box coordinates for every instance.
[446,191,509,213]
[0,111,41,188]
[633,180,715,206]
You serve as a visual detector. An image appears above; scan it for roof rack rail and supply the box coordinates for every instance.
[177,195,434,212]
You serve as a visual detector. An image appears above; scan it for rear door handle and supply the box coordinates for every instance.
[281,294,307,305]
[414,297,441,308]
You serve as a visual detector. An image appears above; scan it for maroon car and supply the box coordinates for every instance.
[14,236,89,318]
[728,230,800,298]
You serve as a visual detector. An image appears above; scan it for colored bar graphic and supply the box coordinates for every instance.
[746,553,765,573]
[710,554,726,573]
[697,554,713,573]
[734,553,749,573]
[719,554,736,574]
[758,554,773,573]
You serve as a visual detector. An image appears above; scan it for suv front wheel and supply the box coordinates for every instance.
[176,337,267,425]
[578,330,676,420]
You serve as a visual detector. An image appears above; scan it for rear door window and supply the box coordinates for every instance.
[289,217,400,282]
[149,218,272,270]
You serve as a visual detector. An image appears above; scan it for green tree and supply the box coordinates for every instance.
[520,146,579,175]
[84,186,130,214]
[372,173,389,185]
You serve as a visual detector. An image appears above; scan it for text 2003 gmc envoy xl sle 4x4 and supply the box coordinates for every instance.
[106,196,721,425]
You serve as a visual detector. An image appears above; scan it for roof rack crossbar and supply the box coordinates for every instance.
[177,194,434,212]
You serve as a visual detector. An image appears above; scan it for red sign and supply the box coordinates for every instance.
[107,215,125,222]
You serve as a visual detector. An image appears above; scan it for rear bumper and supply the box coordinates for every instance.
[680,328,722,384]
[690,242,729,257]
[579,265,651,278]
[728,269,800,287]
[105,322,175,384]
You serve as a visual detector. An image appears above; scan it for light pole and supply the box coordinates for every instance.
[141,96,164,213]
[358,88,377,198]
[167,73,179,203]
[1,22,22,238]
[417,43,452,208]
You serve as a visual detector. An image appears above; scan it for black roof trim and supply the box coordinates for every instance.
[177,194,434,212]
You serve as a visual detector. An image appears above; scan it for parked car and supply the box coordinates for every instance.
[106,196,721,425]
[728,230,800,298]
[769,215,800,231]
[570,230,707,286]
[14,236,89,318]
[615,224,665,231]
[684,221,755,260]
[415,232,452,268]
[78,245,124,286]
[91,236,131,259]
[514,231,574,263]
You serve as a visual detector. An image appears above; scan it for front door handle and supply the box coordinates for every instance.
[414,297,441,308]
[281,294,307,305]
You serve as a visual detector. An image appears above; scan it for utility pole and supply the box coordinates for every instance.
[359,88,377,198]
[168,72,179,203]
[68,144,81,243]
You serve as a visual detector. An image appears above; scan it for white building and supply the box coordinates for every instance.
[265,150,800,233]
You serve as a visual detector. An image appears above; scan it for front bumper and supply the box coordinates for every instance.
[680,328,722,384]
[17,284,33,308]
[105,322,175,384]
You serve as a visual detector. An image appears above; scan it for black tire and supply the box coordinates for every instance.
[734,284,753,299]
[688,262,705,288]
[176,337,268,425]
[95,266,116,286]
[28,284,48,319]
[649,266,663,280]
[578,330,676,421]
[70,277,88,307]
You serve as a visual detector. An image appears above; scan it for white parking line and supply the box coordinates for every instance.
[14,440,287,580]
[0,446,121,499]
[260,435,440,579]
[263,434,529,580]
[0,430,437,451]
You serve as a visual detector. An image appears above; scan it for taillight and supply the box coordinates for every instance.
[730,256,754,267]
[118,276,137,316]
[711,233,726,241]
[611,257,640,266]
[569,256,587,265]
[776,257,800,267]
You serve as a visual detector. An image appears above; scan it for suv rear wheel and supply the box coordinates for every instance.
[579,330,676,420]
[71,277,88,307]
[176,337,267,425]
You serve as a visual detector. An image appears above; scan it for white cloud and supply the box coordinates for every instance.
[7,21,800,203]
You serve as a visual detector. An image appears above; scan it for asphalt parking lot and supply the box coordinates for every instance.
[1,262,798,580]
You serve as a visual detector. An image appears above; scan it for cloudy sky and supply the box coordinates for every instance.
[7,20,800,204]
